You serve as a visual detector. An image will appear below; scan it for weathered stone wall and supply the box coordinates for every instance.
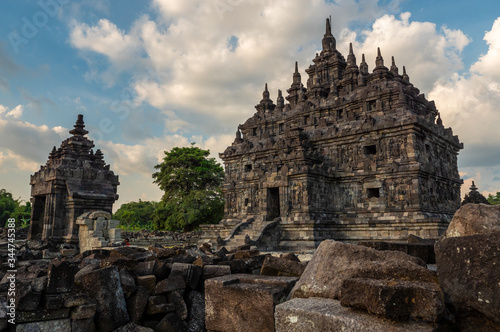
[212,19,462,249]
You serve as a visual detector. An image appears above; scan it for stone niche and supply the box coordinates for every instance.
[28,114,119,244]
[203,18,463,250]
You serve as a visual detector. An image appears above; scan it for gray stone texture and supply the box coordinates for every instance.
[205,274,298,332]
[445,203,500,238]
[435,232,500,325]
[290,240,436,300]
[275,298,439,332]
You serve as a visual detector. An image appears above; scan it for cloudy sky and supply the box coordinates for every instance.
[1,0,500,209]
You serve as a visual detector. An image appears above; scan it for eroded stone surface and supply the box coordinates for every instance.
[445,203,500,238]
[275,298,438,332]
[205,274,298,332]
[290,240,435,300]
[435,232,500,325]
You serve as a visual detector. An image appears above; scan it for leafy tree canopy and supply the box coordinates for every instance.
[0,189,31,227]
[113,200,158,230]
[152,146,224,232]
[487,192,500,205]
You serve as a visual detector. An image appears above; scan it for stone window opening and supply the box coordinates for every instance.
[337,110,343,119]
[252,128,257,136]
[244,164,252,172]
[244,198,249,206]
[304,115,310,125]
[279,123,284,133]
[364,145,377,155]
[367,188,380,198]
[368,100,376,111]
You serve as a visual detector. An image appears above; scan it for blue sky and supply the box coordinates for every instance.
[1,0,500,208]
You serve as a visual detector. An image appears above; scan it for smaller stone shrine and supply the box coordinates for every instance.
[28,114,119,244]
[461,181,490,205]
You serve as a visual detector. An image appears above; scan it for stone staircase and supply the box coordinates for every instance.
[222,219,278,251]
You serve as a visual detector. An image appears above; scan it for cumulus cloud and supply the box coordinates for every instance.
[428,17,500,196]
[340,12,471,93]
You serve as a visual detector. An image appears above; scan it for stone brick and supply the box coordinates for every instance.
[16,318,71,332]
[136,275,156,294]
[146,295,175,315]
[46,260,79,294]
[154,275,186,295]
[275,298,439,332]
[260,255,305,277]
[71,304,97,320]
[205,274,298,332]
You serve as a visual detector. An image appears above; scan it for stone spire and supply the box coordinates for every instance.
[346,43,357,70]
[69,114,89,136]
[461,181,490,205]
[293,61,301,85]
[402,66,410,83]
[359,54,368,75]
[390,56,399,75]
[321,17,336,51]
[276,89,285,110]
[256,83,275,112]
[374,47,388,73]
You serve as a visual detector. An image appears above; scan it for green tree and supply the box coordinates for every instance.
[0,189,31,227]
[152,145,224,232]
[487,192,500,205]
[113,200,158,230]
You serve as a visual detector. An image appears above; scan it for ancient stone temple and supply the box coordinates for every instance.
[204,18,463,250]
[28,114,119,244]
[461,181,489,205]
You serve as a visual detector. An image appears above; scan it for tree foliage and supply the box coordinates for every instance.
[0,189,31,227]
[487,192,500,205]
[113,200,158,230]
[152,146,224,232]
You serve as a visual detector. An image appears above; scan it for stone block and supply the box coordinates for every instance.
[72,317,96,332]
[203,265,231,280]
[154,276,186,295]
[79,266,129,332]
[43,293,65,310]
[435,232,500,324]
[290,240,436,300]
[169,262,201,290]
[108,219,120,229]
[445,203,500,238]
[17,308,70,323]
[154,313,188,332]
[109,228,122,240]
[46,260,79,294]
[146,295,175,315]
[339,278,445,322]
[127,286,150,323]
[137,275,156,294]
[167,289,188,320]
[260,255,305,277]
[275,298,438,332]
[61,248,77,257]
[114,322,155,332]
[137,261,156,276]
[16,318,71,332]
[186,290,205,332]
[89,211,111,220]
[205,274,298,332]
[63,293,89,307]
[71,304,97,320]
[94,219,106,231]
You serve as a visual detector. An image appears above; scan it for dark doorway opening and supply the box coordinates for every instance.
[267,187,280,220]
[30,195,46,238]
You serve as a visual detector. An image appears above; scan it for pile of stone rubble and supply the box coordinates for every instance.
[0,203,497,331]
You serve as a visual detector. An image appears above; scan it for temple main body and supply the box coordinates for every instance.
[206,19,463,250]
[29,115,119,244]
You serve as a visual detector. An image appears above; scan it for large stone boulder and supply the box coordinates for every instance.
[445,203,500,238]
[435,232,500,325]
[290,240,437,300]
[79,266,129,332]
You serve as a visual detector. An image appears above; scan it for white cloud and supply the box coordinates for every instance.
[6,105,23,119]
[428,17,500,197]
[340,12,471,93]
